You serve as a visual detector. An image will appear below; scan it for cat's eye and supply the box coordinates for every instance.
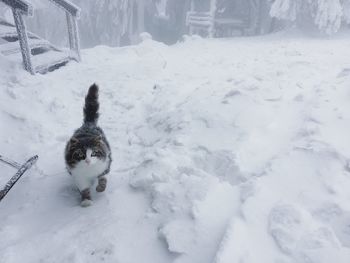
[91,150,102,157]
[73,150,85,159]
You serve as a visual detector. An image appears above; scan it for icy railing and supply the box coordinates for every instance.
[0,0,81,74]
[0,0,33,16]
[49,0,80,17]
[0,0,34,73]
[48,0,81,61]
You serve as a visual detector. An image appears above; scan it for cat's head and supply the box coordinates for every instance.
[66,135,109,167]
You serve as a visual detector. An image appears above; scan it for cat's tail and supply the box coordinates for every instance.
[84,83,99,124]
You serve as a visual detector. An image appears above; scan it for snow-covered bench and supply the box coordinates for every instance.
[186,11,215,37]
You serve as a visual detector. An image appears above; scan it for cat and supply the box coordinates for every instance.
[65,84,112,207]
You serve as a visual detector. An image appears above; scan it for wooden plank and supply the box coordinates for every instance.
[66,12,80,61]
[32,50,73,74]
[0,155,21,169]
[188,21,212,28]
[49,0,81,17]
[214,18,245,27]
[0,0,33,16]
[0,23,17,37]
[0,39,58,56]
[0,155,38,202]
[12,8,34,74]
[0,30,41,40]
[187,11,212,17]
[0,18,16,27]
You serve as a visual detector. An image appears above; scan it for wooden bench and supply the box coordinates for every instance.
[186,0,249,38]
[186,11,215,37]
[214,18,246,37]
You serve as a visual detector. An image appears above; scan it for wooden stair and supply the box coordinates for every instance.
[0,18,75,74]
[0,0,81,75]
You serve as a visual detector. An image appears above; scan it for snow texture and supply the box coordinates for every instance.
[1,31,350,263]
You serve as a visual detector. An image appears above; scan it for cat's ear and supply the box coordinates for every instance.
[70,137,79,145]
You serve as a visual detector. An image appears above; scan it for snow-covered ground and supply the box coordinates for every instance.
[1,32,350,263]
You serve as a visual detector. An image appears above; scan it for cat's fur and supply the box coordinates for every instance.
[65,84,112,207]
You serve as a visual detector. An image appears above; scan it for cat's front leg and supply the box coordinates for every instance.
[80,188,93,207]
[73,173,93,207]
[96,175,107,192]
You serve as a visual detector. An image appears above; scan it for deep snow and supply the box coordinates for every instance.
[1,32,350,263]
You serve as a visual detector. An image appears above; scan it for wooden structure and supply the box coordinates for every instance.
[0,154,38,202]
[186,0,217,37]
[0,0,81,74]
[186,0,263,38]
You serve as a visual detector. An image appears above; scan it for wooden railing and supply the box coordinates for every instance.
[1,0,34,73]
[0,0,81,74]
[49,0,81,61]
[1,0,33,15]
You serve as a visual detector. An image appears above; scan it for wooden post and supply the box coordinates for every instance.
[66,12,74,50]
[66,12,81,61]
[208,0,216,37]
[12,8,34,74]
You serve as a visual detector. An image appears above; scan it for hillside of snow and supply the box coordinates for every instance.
[1,33,350,263]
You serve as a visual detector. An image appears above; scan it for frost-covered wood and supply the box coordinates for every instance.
[49,0,80,17]
[66,12,81,61]
[0,0,33,16]
[188,0,256,38]
[0,155,21,169]
[47,0,81,61]
[0,0,34,73]
[0,155,38,202]
[0,0,81,73]
[12,8,34,74]
[187,0,217,37]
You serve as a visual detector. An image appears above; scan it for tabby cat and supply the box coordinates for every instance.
[65,84,112,207]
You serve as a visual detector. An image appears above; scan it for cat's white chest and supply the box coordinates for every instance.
[72,159,107,178]
[70,158,108,190]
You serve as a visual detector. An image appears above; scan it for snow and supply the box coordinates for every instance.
[1,32,350,263]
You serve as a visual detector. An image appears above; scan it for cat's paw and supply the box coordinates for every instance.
[96,184,106,192]
[81,199,93,207]
[96,177,107,192]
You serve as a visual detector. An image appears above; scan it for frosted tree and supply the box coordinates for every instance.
[270,0,347,34]
[270,0,299,21]
[312,0,343,34]
[343,0,350,22]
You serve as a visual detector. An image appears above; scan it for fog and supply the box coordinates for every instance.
[2,0,350,48]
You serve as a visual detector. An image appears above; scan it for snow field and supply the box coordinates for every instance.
[1,33,350,263]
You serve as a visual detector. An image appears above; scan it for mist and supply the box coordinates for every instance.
[2,0,349,49]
